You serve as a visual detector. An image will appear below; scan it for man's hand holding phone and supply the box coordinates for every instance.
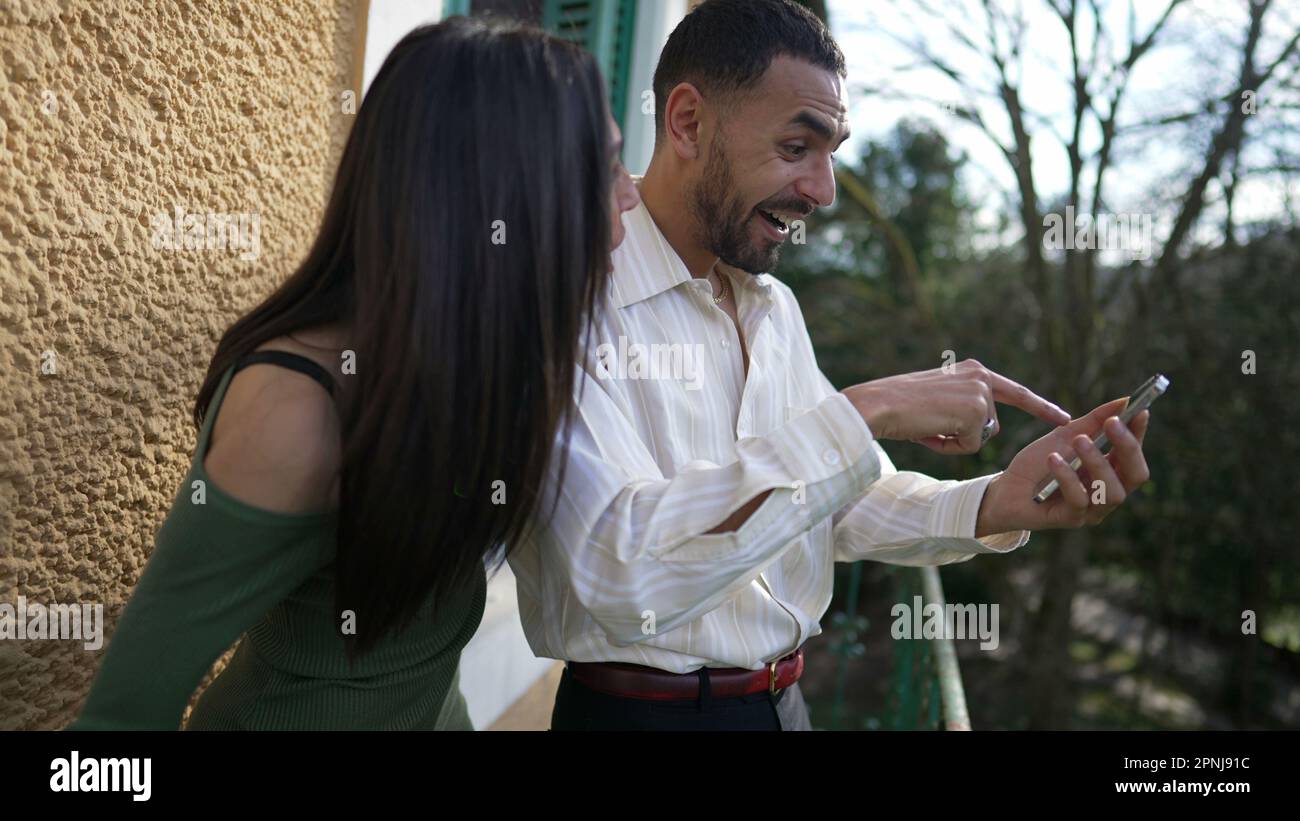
[847,366,1164,537]
[842,362,1158,537]
[974,397,1152,536]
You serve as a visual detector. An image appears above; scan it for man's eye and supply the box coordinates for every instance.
[783,145,807,159]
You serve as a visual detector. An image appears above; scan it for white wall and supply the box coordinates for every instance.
[458,564,557,728]
[621,0,689,174]
[362,0,444,95]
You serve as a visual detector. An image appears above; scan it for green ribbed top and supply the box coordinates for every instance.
[71,364,486,730]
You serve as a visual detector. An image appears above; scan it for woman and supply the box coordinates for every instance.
[72,16,641,729]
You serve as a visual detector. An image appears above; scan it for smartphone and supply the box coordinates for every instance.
[1031,374,1169,504]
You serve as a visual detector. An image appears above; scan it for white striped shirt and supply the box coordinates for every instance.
[507,198,1030,673]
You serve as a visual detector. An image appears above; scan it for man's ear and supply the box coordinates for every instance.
[662,82,706,161]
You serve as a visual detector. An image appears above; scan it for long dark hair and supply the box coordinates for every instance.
[194,17,613,657]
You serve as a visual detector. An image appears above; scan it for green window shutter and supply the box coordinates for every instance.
[543,0,639,130]
[442,0,471,17]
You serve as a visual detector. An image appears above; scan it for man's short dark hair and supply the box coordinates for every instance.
[652,0,846,142]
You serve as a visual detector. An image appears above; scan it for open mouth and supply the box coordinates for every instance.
[757,208,788,232]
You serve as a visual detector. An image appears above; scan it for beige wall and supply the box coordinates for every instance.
[0,0,364,730]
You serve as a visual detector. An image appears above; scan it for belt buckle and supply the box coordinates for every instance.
[768,660,779,695]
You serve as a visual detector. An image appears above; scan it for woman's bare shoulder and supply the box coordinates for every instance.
[203,332,344,514]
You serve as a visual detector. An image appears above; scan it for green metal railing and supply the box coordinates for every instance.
[828,564,972,731]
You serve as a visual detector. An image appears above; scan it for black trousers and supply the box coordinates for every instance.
[550,664,788,730]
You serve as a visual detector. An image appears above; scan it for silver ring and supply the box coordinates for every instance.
[980,418,996,444]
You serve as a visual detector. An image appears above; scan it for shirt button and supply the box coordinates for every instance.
[720,338,730,348]
[822,448,841,466]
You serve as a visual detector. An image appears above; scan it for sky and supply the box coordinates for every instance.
[825,0,1300,248]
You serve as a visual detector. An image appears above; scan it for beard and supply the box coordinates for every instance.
[689,135,784,276]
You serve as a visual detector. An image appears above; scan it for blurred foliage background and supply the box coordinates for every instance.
[792,0,1300,729]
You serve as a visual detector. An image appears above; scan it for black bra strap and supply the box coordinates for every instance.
[234,350,336,395]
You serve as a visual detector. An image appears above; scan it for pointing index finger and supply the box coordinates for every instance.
[987,370,1071,426]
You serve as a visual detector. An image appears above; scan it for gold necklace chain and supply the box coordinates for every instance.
[711,270,729,305]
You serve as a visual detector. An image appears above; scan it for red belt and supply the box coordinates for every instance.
[568,648,804,701]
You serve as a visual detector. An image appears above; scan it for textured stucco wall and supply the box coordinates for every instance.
[0,0,362,730]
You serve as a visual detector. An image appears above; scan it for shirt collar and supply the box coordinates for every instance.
[610,197,695,309]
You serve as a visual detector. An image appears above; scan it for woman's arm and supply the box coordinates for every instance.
[69,368,340,729]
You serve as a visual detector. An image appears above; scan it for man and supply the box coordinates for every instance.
[508,0,1152,730]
